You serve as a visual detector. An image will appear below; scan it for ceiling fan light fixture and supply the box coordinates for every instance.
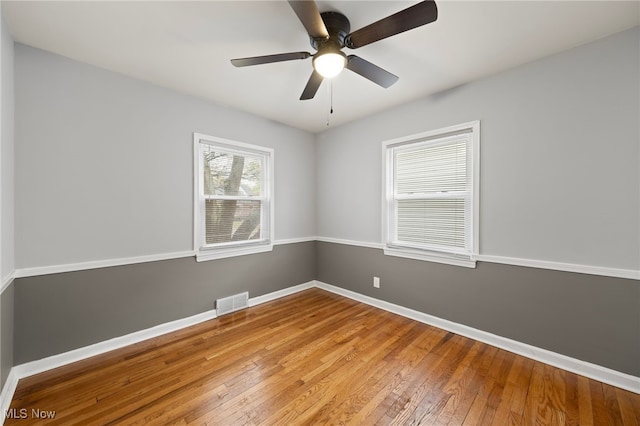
[313,51,346,78]
[231,1,439,100]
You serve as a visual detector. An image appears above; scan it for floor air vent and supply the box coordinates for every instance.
[216,292,249,316]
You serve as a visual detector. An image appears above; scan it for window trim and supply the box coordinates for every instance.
[381,121,480,268]
[193,133,274,262]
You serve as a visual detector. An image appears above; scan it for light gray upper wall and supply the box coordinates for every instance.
[14,44,316,269]
[1,12,16,390]
[316,27,640,271]
[1,14,15,282]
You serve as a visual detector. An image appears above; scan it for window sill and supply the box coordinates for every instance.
[195,243,273,262]
[383,246,476,268]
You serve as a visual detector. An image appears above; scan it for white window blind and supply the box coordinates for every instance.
[394,137,470,252]
[383,121,479,267]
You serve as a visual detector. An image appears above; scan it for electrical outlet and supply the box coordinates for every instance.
[373,276,380,288]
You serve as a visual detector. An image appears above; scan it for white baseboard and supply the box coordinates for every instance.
[248,281,315,307]
[1,279,637,423]
[314,281,640,395]
[0,369,19,424]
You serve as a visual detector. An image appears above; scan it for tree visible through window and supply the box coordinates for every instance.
[194,134,273,261]
[203,149,261,243]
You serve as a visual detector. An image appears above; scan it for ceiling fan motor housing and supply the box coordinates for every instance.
[311,11,351,53]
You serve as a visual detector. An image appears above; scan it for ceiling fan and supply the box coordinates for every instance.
[231,1,438,100]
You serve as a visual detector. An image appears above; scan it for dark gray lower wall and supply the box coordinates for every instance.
[14,241,316,364]
[317,242,640,377]
[10,240,640,378]
[2,281,14,386]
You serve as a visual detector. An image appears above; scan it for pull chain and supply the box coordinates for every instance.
[330,79,334,114]
[326,79,334,127]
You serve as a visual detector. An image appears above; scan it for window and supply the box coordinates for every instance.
[194,133,273,261]
[383,121,479,268]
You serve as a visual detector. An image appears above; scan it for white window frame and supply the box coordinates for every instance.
[193,133,274,262]
[382,121,480,268]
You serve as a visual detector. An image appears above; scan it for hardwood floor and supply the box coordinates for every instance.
[7,288,640,425]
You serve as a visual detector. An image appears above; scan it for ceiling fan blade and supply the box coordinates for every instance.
[300,70,323,100]
[345,1,438,49]
[231,52,311,67]
[346,55,398,88]
[288,1,329,39]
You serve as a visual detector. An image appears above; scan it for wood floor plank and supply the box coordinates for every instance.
[577,374,595,426]
[390,337,476,425]
[487,353,525,425]
[603,383,626,426]
[507,356,536,422]
[432,340,485,425]
[365,332,457,424]
[6,288,639,425]
[563,366,580,426]
[616,387,640,426]
[445,344,500,425]
[589,379,610,426]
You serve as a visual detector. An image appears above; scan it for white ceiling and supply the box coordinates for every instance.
[3,1,639,133]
